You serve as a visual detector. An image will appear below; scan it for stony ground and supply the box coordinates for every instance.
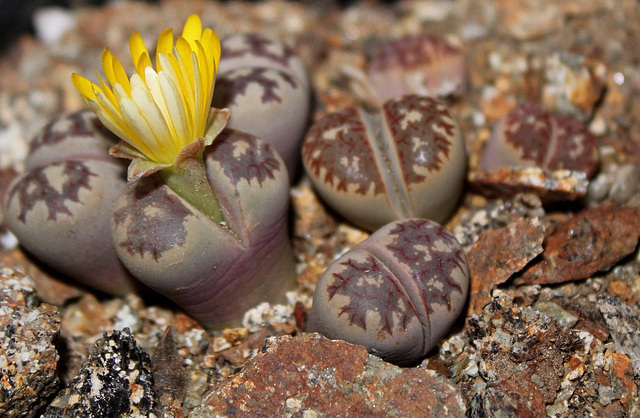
[1,0,640,416]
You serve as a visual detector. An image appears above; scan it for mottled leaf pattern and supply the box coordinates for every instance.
[496,102,599,177]
[384,95,456,185]
[223,33,298,68]
[369,35,461,72]
[216,68,298,106]
[327,256,415,335]
[303,95,459,196]
[8,160,96,222]
[29,110,116,153]
[112,176,192,261]
[386,219,467,314]
[302,107,385,195]
[327,219,467,337]
[502,103,552,165]
[208,131,281,187]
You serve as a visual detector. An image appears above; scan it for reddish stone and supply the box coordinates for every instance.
[609,352,635,407]
[517,205,640,285]
[468,167,588,203]
[0,248,83,306]
[466,217,545,315]
[202,334,467,416]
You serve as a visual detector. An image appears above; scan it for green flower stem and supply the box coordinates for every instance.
[160,154,225,224]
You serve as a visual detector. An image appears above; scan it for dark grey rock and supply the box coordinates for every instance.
[44,328,156,417]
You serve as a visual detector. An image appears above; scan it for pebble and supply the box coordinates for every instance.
[466,217,545,314]
[44,328,156,417]
[196,333,468,416]
[468,166,589,202]
[32,7,77,46]
[598,295,640,375]
[517,204,640,286]
[0,268,61,417]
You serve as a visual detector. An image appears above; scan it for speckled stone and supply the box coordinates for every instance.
[466,291,578,416]
[0,267,61,417]
[452,193,544,249]
[43,328,156,417]
[197,333,467,417]
[598,295,640,375]
[468,166,588,203]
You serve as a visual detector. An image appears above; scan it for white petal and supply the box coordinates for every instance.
[144,67,173,133]
[191,51,206,136]
[158,70,190,148]
[119,96,166,163]
[130,74,176,156]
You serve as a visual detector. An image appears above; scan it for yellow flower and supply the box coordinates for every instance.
[72,14,228,180]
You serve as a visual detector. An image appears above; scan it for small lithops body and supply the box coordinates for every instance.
[481,102,599,178]
[302,94,466,232]
[367,34,467,102]
[3,111,136,294]
[213,33,310,179]
[308,218,469,366]
[111,130,296,329]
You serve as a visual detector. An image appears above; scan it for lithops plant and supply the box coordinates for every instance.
[481,102,599,178]
[2,110,137,294]
[70,15,296,328]
[366,34,467,102]
[111,129,295,329]
[213,33,310,179]
[307,218,469,366]
[302,94,467,232]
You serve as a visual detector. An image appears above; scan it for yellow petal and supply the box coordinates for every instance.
[129,31,150,78]
[119,95,167,163]
[181,14,202,45]
[201,28,221,70]
[156,28,173,70]
[102,48,131,96]
[96,71,119,109]
[71,73,98,101]
[161,53,195,135]
[175,37,195,94]
[130,74,175,154]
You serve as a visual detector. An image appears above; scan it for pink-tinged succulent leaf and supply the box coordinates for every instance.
[26,110,122,170]
[501,102,553,166]
[309,218,469,366]
[327,256,416,335]
[112,176,193,261]
[385,219,467,316]
[9,161,97,222]
[383,95,457,185]
[218,33,308,86]
[302,95,466,231]
[368,35,467,101]
[482,102,599,178]
[29,110,116,154]
[216,68,299,106]
[207,130,281,188]
[302,106,385,195]
[4,150,135,295]
[214,35,310,180]
[111,130,295,329]
[545,114,599,177]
